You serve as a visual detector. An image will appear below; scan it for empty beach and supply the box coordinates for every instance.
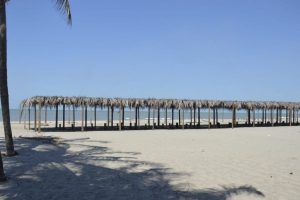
[0,123,299,200]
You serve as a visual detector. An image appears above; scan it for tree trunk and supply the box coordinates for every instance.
[0,0,15,156]
[0,151,6,182]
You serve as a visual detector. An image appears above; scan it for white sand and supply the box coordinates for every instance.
[0,123,299,199]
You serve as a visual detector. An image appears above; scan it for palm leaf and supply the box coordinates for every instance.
[55,0,72,25]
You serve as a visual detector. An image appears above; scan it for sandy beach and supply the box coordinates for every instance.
[0,123,299,199]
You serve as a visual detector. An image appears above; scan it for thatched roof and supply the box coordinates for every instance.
[20,96,300,111]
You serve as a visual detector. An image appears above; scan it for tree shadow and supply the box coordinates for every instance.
[0,137,265,200]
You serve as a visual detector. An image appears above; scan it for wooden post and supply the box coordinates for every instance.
[135,107,138,127]
[72,105,75,127]
[55,104,58,129]
[38,103,41,133]
[122,107,125,126]
[81,105,84,131]
[23,106,27,129]
[213,108,216,126]
[68,106,70,125]
[289,109,292,126]
[198,107,200,125]
[44,105,47,125]
[193,107,196,127]
[231,108,235,128]
[216,108,218,125]
[148,107,150,125]
[261,108,265,124]
[165,108,167,125]
[85,106,88,129]
[190,108,192,126]
[107,106,110,127]
[157,107,160,126]
[179,109,181,126]
[182,109,185,129]
[271,109,273,126]
[94,105,97,129]
[286,109,288,123]
[276,108,279,124]
[247,109,251,125]
[293,109,295,124]
[63,104,65,130]
[253,109,255,127]
[137,107,140,127]
[172,107,174,126]
[28,106,31,130]
[119,107,122,131]
[208,107,211,129]
[152,108,155,129]
[34,104,37,132]
[111,106,114,127]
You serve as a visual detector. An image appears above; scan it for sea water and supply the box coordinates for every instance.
[0,108,273,122]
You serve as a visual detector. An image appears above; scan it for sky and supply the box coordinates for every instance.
[5,0,300,108]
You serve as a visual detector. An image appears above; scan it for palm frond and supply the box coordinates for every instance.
[55,0,72,25]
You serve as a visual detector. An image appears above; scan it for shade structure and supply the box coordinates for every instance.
[19,96,300,132]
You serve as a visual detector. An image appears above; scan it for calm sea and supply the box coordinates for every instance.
[0,108,271,122]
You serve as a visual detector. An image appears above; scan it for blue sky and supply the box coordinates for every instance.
[5,0,300,108]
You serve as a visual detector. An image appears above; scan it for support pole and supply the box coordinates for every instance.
[198,107,200,125]
[55,104,58,129]
[63,104,65,130]
[34,104,37,132]
[182,109,185,129]
[111,106,114,127]
[253,109,255,127]
[119,107,122,131]
[38,103,41,133]
[72,105,75,127]
[44,106,47,125]
[81,105,84,131]
[157,107,160,126]
[28,106,31,130]
[208,107,211,129]
[148,107,150,125]
[193,107,196,127]
[94,106,97,129]
[165,108,167,125]
[172,107,174,126]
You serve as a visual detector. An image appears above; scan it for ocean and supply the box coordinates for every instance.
[0,108,280,122]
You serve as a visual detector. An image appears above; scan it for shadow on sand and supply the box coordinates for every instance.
[0,137,265,200]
